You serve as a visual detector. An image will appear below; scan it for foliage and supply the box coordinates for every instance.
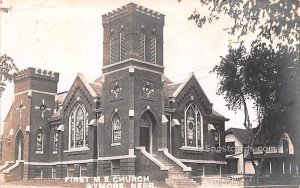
[0,2,17,97]
[186,0,299,53]
[180,0,299,180]
[0,55,18,96]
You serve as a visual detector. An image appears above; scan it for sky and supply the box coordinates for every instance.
[0,0,248,130]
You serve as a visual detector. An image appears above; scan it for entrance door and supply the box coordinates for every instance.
[15,130,24,161]
[140,126,150,153]
[139,111,154,154]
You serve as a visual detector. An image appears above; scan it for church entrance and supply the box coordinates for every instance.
[14,130,24,161]
[139,111,156,154]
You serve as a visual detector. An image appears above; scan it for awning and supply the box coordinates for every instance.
[162,115,168,124]
[57,124,64,132]
[208,124,216,131]
[9,129,14,136]
[89,119,96,126]
[25,126,30,132]
[98,116,104,124]
[172,119,181,126]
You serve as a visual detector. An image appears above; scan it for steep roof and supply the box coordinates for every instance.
[226,128,252,145]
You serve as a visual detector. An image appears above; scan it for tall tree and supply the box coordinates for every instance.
[180,0,299,183]
[0,1,18,141]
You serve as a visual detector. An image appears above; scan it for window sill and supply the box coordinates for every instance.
[52,151,57,154]
[35,151,44,154]
[64,147,90,153]
[111,143,121,146]
[180,146,204,152]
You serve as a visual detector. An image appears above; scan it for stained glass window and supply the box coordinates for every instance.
[36,129,43,152]
[181,102,203,148]
[112,113,121,144]
[53,126,58,152]
[69,103,88,149]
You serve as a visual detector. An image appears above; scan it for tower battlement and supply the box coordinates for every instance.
[102,3,164,25]
[14,67,59,82]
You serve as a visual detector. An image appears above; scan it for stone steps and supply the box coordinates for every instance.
[155,154,200,188]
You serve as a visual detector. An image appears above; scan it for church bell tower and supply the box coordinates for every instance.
[98,3,167,176]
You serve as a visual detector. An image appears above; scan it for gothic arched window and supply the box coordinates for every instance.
[112,113,121,144]
[181,102,203,148]
[36,128,43,152]
[110,32,115,64]
[119,27,125,61]
[150,31,156,64]
[69,103,89,149]
[53,126,58,152]
[139,28,145,61]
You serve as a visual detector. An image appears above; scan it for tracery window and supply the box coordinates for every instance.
[53,126,58,152]
[69,102,89,149]
[36,128,43,152]
[181,102,203,148]
[119,27,125,61]
[112,113,121,144]
[110,32,115,64]
[139,28,145,61]
[150,31,156,64]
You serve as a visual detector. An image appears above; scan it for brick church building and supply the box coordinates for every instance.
[0,3,228,186]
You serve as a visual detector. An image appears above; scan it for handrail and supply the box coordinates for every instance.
[158,148,191,172]
[136,147,169,171]
[3,160,24,174]
[0,161,14,171]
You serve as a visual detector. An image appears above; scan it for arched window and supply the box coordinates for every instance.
[36,128,43,152]
[119,27,125,61]
[53,126,58,152]
[69,103,89,149]
[112,113,121,144]
[139,28,145,61]
[150,31,156,64]
[181,102,203,148]
[110,32,115,64]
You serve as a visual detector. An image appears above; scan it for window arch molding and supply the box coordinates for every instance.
[68,101,89,150]
[110,109,122,146]
[180,101,204,150]
[34,127,44,154]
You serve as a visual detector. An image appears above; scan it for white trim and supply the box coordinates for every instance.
[64,147,90,153]
[0,161,14,171]
[103,58,164,70]
[15,89,57,96]
[103,65,163,76]
[24,159,97,166]
[97,155,136,161]
[172,119,180,126]
[179,159,227,165]
[35,151,44,155]
[158,148,191,172]
[77,73,97,98]
[111,143,121,146]
[3,160,24,174]
[136,147,168,171]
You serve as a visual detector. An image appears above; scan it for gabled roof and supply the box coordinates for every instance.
[77,73,98,98]
[168,72,211,104]
[226,128,252,145]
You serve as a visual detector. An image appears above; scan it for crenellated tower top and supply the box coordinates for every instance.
[102,3,165,69]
